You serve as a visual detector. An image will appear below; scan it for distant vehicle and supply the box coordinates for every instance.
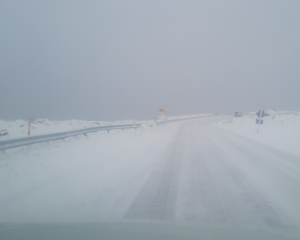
[0,129,8,137]
[234,112,242,117]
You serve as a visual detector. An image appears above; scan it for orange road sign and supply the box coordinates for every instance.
[158,108,166,114]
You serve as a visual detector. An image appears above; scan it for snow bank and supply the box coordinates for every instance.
[213,110,300,157]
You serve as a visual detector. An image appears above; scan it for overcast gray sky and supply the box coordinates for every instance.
[1,0,299,121]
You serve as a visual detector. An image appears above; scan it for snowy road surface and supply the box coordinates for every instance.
[126,119,300,229]
[1,116,300,231]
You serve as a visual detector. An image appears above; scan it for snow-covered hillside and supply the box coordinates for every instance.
[213,110,300,157]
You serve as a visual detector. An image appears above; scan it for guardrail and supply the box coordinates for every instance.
[0,123,141,151]
[155,115,216,125]
[0,115,220,151]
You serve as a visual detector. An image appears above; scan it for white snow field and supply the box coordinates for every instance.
[1,113,300,236]
[213,110,300,157]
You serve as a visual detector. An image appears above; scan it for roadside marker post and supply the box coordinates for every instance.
[257,111,262,133]
[28,118,31,136]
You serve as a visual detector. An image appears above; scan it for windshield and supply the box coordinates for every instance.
[1,1,300,239]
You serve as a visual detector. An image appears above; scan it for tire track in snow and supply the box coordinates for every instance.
[191,125,295,228]
[124,128,185,220]
[125,118,299,229]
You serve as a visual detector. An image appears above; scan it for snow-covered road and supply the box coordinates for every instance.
[1,115,300,231]
[126,119,300,229]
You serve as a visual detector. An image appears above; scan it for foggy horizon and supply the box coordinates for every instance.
[1,1,300,121]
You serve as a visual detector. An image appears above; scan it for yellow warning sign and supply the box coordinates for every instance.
[158,108,166,115]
